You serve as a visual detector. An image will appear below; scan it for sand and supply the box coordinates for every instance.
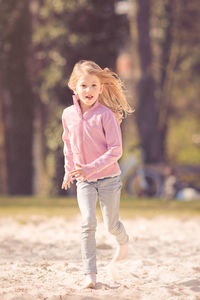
[0,214,200,300]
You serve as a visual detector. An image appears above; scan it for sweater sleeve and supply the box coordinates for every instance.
[81,110,122,178]
[62,111,74,181]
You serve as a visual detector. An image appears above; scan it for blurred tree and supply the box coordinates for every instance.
[31,0,129,195]
[2,0,198,195]
[0,1,34,194]
[134,0,200,164]
[0,76,8,194]
[136,0,159,163]
[164,0,200,164]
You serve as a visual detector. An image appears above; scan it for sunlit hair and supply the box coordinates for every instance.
[68,60,134,123]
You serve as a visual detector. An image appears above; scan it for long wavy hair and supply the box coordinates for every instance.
[68,60,134,123]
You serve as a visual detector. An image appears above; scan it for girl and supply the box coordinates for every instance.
[61,60,133,288]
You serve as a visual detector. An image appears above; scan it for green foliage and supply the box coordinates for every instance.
[167,117,200,164]
[33,0,129,106]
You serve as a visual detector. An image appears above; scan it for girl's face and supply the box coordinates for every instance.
[74,73,103,112]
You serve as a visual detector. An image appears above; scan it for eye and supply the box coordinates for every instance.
[92,84,97,87]
[81,84,87,88]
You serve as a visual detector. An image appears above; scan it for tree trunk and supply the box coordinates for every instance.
[158,1,179,151]
[135,0,180,164]
[1,1,34,194]
[136,0,164,163]
[0,77,8,194]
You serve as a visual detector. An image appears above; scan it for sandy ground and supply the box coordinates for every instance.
[0,214,200,300]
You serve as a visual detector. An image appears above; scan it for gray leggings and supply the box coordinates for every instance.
[76,175,129,274]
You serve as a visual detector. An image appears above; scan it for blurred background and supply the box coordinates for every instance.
[0,0,200,197]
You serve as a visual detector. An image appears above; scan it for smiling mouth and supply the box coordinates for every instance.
[86,96,93,100]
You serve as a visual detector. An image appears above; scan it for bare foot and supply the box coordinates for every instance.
[81,273,96,289]
[112,243,128,262]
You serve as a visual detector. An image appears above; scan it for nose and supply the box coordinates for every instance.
[86,86,91,93]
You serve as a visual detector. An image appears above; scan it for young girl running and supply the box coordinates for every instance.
[61,60,133,288]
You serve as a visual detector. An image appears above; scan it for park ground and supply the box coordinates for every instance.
[0,196,200,300]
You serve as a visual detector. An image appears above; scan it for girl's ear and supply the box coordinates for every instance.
[73,93,79,100]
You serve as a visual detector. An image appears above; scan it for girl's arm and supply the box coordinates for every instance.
[61,113,75,185]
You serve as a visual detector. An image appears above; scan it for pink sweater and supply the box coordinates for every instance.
[62,96,122,182]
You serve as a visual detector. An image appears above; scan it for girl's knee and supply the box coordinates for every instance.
[82,217,97,232]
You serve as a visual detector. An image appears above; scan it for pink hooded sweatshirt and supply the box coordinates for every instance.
[62,96,122,182]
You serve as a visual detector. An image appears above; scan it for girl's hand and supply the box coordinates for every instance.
[61,177,74,190]
[70,163,86,183]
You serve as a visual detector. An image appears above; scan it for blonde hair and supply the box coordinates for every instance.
[68,60,134,123]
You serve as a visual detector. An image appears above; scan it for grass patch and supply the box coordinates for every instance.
[119,196,200,218]
[0,196,79,218]
[0,195,200,219]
